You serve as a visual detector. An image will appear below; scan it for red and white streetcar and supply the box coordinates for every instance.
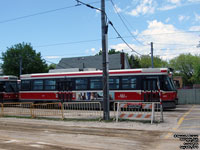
[0,76,19,103]
[19,68,178,109]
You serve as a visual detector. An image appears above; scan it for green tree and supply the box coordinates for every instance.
[139,55,168,68]
[127,55,141,68]
[95,49,121,56]
[2,43,48,77]
[48,63,57,71]
[169,53,200,85]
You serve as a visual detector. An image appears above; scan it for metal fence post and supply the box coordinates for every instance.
[1,103,4,117]
[116,102,120,122]
[61,103,64,120]
[160,103,164,122]
[0,104,3,117]
[151,103,155,124]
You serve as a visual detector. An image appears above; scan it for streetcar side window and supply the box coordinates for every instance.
[44,79,56,91]
[21,80,31,91]
[75,78,88,90]
[121,76,137,90]
[90,77,102,90]
[109,77,119,90]
[33,80,44,90]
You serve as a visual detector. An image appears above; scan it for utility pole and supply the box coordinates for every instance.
[101,0,110,120]
[19,56,22,78]
[151,42,154,68]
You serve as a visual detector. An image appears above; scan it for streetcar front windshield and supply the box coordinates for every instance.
[0,82,5,92]
[162,76,175,91]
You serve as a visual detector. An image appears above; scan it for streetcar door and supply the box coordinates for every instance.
[57,79,73,102]
[142,77,159,102]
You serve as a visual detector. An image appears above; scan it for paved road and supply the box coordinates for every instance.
[0,119,163,150]
[178,105,200,132]
[0,105,199,150]
[160,105,200,150]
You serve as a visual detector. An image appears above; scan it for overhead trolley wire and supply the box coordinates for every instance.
[76,0,142,56]
[108,21,142,55]
[45,59,76,69]
[110,0,146,46]
[0,1,104,24]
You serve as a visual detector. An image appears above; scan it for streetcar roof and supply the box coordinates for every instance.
[20,68,170,79]
[0,75,18,81]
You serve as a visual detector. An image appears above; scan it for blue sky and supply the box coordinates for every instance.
[0,0,200,64]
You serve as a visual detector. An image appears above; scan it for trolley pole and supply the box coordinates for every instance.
[151,42,154,68]
[101,0,110,120]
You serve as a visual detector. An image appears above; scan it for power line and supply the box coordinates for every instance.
[140,31,200,36]
[33,35,197,48]
[76,0,142,56]
[35,39,101,47]
[76,0,109,20]
[154,42,198,46]
[108,21,142,55]
[0,5,79,24]
[45,60,65,69]
[45,59,75,69]
[110,0,146,46]
[158,47,200,51]
[0,1,103,24]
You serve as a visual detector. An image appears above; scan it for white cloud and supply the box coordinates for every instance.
[127,0,156,16]
[165,17,170,23]
[110,20,200,60]
[178,15,190,22]
[168,0,181,4]
[187,0,200,2]
[158,5,177,11]
[158,0,182,11]
[44,56,61,59]
[189,26,200,31]
[91,48,96,53]
[113,4,122,13]
[194,13,200,22]
[85,48,97,55]
[110,43,148,55]
[132,30,139,36]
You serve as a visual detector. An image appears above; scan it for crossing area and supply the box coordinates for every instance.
[159,105,200,150]
[178,105,200,132]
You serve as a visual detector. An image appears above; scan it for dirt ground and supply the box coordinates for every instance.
[0,105,199,150]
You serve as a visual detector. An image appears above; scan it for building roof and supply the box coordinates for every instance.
[56,53,130,70]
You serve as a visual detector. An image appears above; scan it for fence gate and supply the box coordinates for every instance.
[142,77,160,102]
[57,79,73,102]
